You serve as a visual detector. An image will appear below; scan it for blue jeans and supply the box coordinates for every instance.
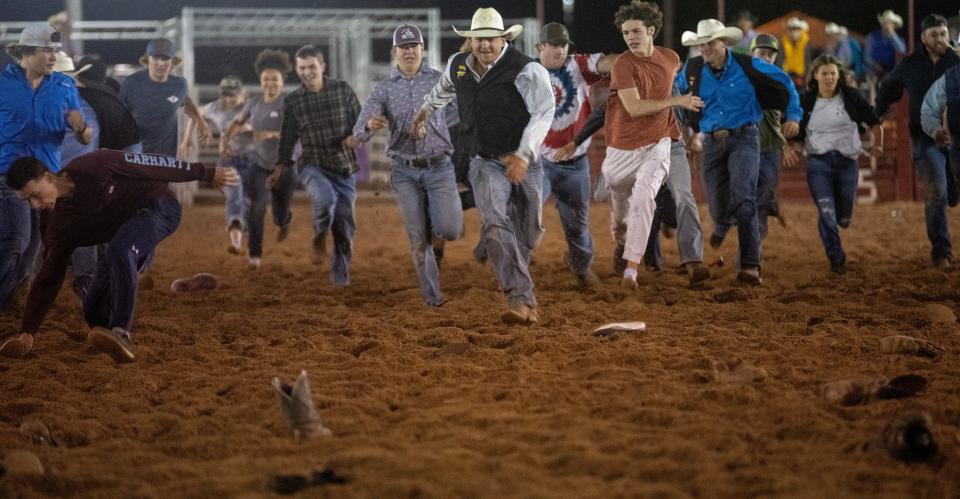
[645,141,707,268]
[391,159,463,306]
[84,197,181,332]
[469,157,544,308]
[643,186,677,270]
[240,161,295,258]
[805,151,859,268]
[542,155,594,275]
[299,166,356,286]
[713,148,780,241]
[224,155,254,230]
[913,134,951,262]
[0,176,41,309]
[702,126,762,268]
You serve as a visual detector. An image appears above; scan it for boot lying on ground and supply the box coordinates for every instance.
[272,370,332,441]
[170,273,219,293]
[822,374,928,406]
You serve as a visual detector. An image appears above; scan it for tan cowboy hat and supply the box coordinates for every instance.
[786,17,810,31]
[825,23,848,36]
[681,19,743,47]
[53,51,74,72]
[453,7,523,41]
[877,10,904,28]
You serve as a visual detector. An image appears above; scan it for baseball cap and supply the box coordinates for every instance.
[393,24,423,47]
[750,33,779,52]
[219,75,243,95]
[18,23,62,48]
[539,22,573,45]
[145,38,176,58]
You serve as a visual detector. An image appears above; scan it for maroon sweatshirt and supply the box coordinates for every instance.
[21,149,215,334]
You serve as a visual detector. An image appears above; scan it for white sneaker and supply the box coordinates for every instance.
[228,228,243,254]
[621,268,639,290]
[249,257,262,270]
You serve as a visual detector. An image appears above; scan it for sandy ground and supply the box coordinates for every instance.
[1,198,960,498]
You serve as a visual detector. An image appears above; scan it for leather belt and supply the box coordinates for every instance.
[709,124,757,140]
[553,154,585,166]
[401,154,448,168]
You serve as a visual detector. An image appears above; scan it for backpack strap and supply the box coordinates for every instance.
[731,52,790,113]
[684,56,704,132]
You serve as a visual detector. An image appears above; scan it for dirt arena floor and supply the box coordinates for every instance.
[2,197,960,498]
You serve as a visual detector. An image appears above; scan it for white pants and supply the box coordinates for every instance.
[602,138,672,263]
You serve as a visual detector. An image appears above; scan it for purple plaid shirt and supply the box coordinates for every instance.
[353,65,452,162]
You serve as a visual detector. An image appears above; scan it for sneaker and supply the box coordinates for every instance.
[709,233,725,249]
[577,269,601,288]
[934,257,952,270]
[249,257,262,270]
[88,327,135,363]
[621,268,639,290]
[310,233,326,265]
[736,267,762,286]
[227,221,243,255]
[500,304,539,325]
[686,262,711,286]
[277,225,290,243]
[613,240,627,275]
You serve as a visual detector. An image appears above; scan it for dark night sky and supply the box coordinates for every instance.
[4,0,959,82]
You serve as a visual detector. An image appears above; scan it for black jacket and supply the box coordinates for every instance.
[795,85,880,143]
[875,45,960,138]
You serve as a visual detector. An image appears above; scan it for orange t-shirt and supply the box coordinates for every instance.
[605,47,681,150]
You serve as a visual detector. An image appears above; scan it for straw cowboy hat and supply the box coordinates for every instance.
[877,10,904,28]
[786,17,810,31]
[681,19,743,47]
[453,7,523,41]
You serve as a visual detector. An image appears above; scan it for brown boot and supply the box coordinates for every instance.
[501,304,539,325]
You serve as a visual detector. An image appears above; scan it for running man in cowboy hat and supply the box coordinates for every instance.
[676,19,802,285]
[536,22,615,289]
[346,24,463,307]
[412,7,555,324]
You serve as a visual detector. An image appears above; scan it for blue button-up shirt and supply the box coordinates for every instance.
[675,49,801,133]
[0,63,80,174]
[353,65,452,162]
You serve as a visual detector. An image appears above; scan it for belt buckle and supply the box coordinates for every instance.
[713,129,730,140]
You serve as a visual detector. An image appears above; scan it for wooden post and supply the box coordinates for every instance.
[717,0,725,23]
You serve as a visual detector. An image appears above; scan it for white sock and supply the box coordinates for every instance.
[623,267,638,280]
[229,228,242,249]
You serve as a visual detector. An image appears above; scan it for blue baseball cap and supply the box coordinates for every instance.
[146,38,176,58]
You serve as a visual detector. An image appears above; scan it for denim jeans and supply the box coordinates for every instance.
[542,155,594,275]
[84,197,181,332]
[298,165,356,286]
[391,158,463,306]
[702,126,762,268]
[643,186,677,270]
[646,141,705,268]
[469,157,544,308]
[0,176,41,309]
[805,151,859,267]
[713,148,780,241]
[224,154,254,230]
[240,160,295,258]
[913,134,951,262]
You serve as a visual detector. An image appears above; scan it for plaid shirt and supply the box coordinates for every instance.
[277,78,361,174]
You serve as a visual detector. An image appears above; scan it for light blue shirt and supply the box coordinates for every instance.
[921,74,947,139]
[675,49,802,133]
[0,63,81,173]
[59,96,100,171]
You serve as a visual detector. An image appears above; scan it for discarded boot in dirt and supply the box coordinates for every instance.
[19,419,57,447]
[882,410,937,463]
[269,467,348,494]
[170,273,219,293]
[272,370,332,441]
[878,335,942,358]
[822,374,928,405]
[876,375,928,400]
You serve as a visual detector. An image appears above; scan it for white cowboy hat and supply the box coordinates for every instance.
[786,17,810,31]
[877,10,904,28]
[681,19,743,47]
[825,23,848,36]
[453,7,523,41]
[53,51,74,72]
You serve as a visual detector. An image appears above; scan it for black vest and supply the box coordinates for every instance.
[451,46,532,158]
[945,65,960,138]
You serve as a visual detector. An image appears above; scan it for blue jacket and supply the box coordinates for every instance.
[675,49,801,133]
[0,63,80,173]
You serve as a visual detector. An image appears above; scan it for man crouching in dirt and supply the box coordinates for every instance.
[0,149,237,363]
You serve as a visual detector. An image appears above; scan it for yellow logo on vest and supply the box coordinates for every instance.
[456,65,466,78]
